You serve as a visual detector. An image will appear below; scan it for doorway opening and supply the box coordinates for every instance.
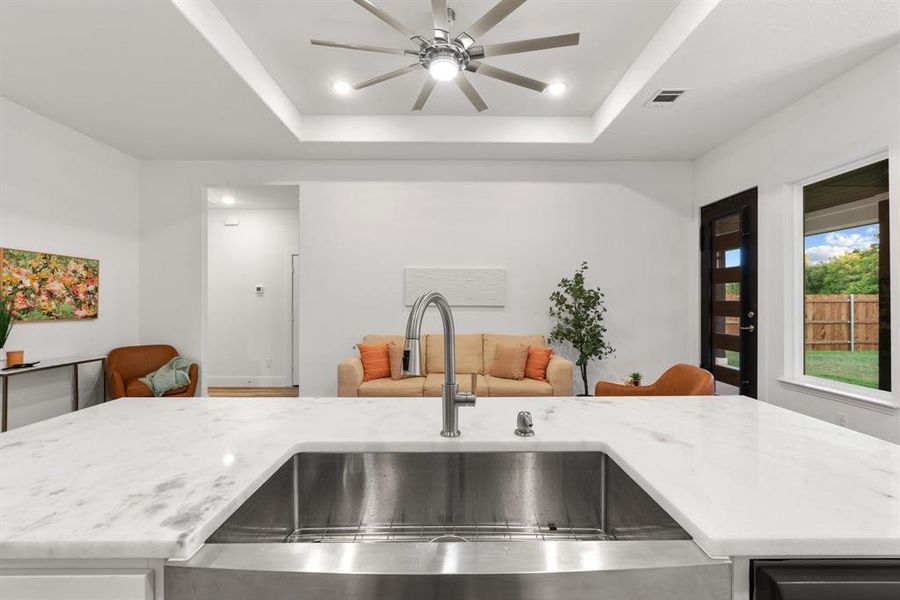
[205,185,300,397]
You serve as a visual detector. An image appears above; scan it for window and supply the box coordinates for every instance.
[802,159,890,391]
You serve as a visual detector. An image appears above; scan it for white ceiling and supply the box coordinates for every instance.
[594,0,900,159]
[1,0,898,160]
[0,0,301,158]
[208,185,299,209]
[214,0,679,116]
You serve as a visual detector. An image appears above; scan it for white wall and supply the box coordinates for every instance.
[0,98,140,429]
[139,161,695,397]
[206,206,299,386]
[694,43,900,442]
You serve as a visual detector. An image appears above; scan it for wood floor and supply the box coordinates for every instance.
[207,386,299,398]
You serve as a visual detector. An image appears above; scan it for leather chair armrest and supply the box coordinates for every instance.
[110,370,126,399]
[594,381,658,397]
[186,363,200,397]
[338,357,364,397]
[546,356,573,396]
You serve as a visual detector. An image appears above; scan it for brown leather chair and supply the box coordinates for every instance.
[594,364,714,397]
[107,344,199,399]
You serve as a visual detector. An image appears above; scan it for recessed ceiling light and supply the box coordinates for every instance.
[331,80,352,95]
[221,195,235,206]
[547,82,567,96]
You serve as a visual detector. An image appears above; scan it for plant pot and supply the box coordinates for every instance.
[0,347,4,369]
[6,350,24,367]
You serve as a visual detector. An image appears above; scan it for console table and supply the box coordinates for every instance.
[0,355,107,432]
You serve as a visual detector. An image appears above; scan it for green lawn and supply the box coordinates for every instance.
[805,350,878,389]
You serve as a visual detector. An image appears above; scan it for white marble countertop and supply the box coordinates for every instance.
[0,395,897,561]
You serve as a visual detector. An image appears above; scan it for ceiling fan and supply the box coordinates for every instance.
[311,0,580,112]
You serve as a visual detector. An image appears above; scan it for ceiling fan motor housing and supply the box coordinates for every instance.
[421,40,469,74]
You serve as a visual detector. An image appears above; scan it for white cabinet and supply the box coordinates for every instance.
[0,569,153,600]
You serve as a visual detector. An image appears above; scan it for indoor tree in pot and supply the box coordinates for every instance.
[548,261,614,396]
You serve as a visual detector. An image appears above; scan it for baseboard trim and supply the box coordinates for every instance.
[206,376,292,387]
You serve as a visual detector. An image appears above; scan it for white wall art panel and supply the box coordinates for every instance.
[404,268,506,307]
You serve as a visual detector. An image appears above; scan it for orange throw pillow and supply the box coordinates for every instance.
[357,343,391,381]
[387,341,412,380]
[489,343,530,380]
[525,347,554,382]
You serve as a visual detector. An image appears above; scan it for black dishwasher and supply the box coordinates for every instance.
[753,559,900,600]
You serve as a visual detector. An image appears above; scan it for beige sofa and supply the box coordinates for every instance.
[338,334,573,397]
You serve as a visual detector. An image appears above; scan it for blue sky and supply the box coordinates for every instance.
[804,224,879,265]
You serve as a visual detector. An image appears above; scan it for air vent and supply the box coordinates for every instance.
[645,89,688,106]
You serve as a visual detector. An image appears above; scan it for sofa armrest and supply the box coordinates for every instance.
[594,381,658,397]
[546,356,573,396]
[338,357,364,397]
[110,370,126,399]
[186,363,200,397]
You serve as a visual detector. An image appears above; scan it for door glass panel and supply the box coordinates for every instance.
[725,249,741,267]
[714,213,740,236]
[714,282,739,300]
[714,316,740,334]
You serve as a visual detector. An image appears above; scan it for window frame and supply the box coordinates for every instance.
[783,150,896,410]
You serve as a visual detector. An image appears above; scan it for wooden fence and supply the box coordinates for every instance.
[805,294,879,351]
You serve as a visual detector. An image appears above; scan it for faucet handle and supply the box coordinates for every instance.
[453,373,477,407]
[515,411,534,437]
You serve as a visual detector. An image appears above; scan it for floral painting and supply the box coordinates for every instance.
[0,248,99,321]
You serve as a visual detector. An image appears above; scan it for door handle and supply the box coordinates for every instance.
[740,325,756,333]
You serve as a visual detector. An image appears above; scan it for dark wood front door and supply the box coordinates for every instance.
[700,189,758,397]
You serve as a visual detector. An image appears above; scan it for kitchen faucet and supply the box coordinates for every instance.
[402,290,476,437]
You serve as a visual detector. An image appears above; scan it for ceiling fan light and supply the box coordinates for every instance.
[429,56,459,81]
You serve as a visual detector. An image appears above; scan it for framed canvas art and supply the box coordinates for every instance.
[0,248,99,321]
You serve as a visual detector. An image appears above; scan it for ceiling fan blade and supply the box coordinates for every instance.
[354,63,421,90]
[474,33,580,58]
[412,78,436,111]
[455,74,488,112]
[459,0,527,41]
[466,61,547,93]
[351,0,417,38]
[431,0,448,34]
[310,39,416,56]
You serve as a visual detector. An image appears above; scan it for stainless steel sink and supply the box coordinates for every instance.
[166,452,731,599]
[208,452,690,544]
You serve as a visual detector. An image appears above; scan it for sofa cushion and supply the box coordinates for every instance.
[425,334,483,374]
[125,378,188,397]
[483,335,545,373]
[525,347,554,382]
[365,335,426,375]
[424,373,486,397]
[488,343,529,380]
[357,343,391,381]
[358,376,425,397]
[484,375,552,397]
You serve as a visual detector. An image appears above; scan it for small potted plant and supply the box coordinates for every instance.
[627,372,643,387]
[0,294,13,369]
[548,261,615,396]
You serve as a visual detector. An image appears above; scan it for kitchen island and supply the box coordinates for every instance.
[1,395,898,598]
